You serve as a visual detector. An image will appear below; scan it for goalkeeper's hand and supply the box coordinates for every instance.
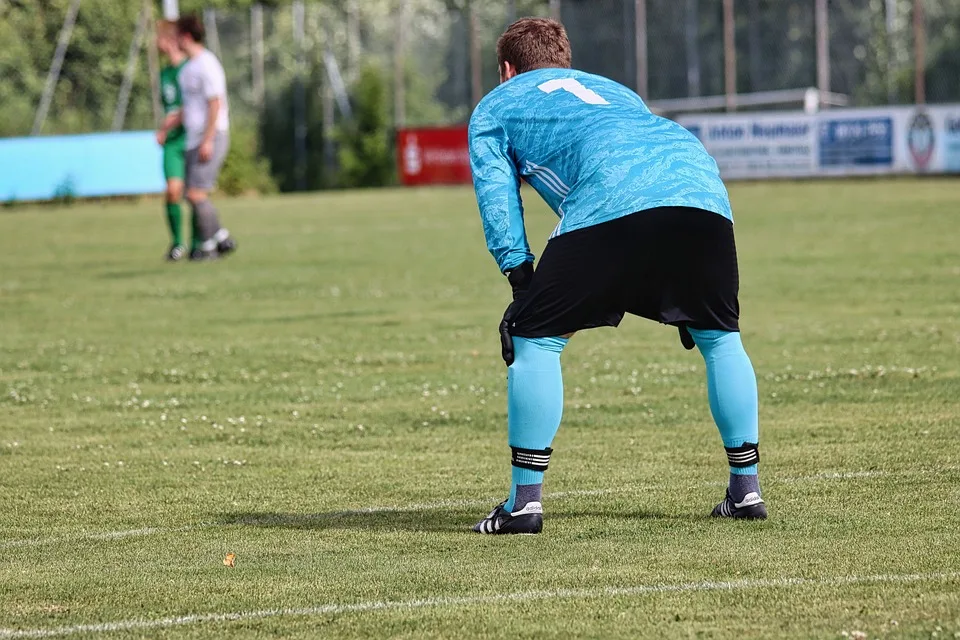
[499,262,534,366]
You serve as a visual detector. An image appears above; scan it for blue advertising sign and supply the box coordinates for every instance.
[818,118,893,167]
[0,131,164,202]
[941,114,960,172]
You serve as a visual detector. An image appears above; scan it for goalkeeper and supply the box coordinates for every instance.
[470,18,766,535]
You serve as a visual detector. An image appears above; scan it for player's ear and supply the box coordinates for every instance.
[500,61,517,83]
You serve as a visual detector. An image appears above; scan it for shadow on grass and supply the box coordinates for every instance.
[216,507,700,533]
[98,268,160,280]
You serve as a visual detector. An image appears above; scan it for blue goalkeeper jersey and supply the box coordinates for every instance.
[469,68,732,272]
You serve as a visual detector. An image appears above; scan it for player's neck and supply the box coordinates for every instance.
[183,43,205,58]
[168,51,186,66]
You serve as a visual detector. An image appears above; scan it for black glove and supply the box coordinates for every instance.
[500,262,534,366]
[505,261,534,301]
[678,325,696,350]
[499,299,522,366]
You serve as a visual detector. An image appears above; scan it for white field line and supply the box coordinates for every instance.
[1,571,958,639]
[0,466,954,550]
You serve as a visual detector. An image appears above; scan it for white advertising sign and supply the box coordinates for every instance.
[677,113,815,179]
[677,104,960,180]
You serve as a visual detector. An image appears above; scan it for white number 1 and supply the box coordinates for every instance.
[537,78,610,105]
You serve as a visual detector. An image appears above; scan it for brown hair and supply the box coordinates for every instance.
[496,18,572,75]
[176,15,205,44]
[156,19,177,40]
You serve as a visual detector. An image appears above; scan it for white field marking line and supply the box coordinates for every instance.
[2,466,957,550]
[2,571,958,639]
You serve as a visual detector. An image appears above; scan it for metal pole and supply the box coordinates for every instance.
[292,0,307,191]
[723,0,736,111]
[747,0,760,91]
[470,1,482,107]
[634,0,647,99]
[113,3,150,131]
[145,0,163,125]
[815,0,830,107]
[251,3,265,110]
[549,0,561,21]
[886,0,897,103]
[346,0,360,83]
[322,72,336,187]
[394,0,408,127]
[914,0,926,104]
[203,8,221,58]
[324,50,353,119]
[685,0,700,97]
[162,0,179,20]
[32,0,82,135]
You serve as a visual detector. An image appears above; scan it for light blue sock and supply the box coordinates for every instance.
[504,336,567,511]
[688,328,761,499]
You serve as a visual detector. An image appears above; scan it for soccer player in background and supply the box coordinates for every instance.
[157,15,235,260]
[154,20,191,261]
[469,18,765,535]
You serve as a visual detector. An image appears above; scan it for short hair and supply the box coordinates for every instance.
[176,15,205,44]
[497,18,572,75]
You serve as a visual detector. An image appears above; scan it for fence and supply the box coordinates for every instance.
[3,0,959,191]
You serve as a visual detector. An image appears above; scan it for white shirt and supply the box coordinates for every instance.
[178,49,229,149]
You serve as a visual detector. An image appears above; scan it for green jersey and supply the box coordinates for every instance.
[160,62,186,146]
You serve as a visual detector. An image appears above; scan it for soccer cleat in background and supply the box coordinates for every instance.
[166,244,186,262]
[214,229,236,257]
[711,490,768,520]
[189,247,218,261]
[473,501,544,534]
[216,236,236,256]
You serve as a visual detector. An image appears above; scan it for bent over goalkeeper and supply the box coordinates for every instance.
[469,18,766,535]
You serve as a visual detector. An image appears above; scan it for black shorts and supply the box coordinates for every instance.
[510,207,740,338]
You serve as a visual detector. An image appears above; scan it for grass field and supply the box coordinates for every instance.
[1,179,959,639]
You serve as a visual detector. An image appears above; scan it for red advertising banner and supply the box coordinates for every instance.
[397,126,471,186]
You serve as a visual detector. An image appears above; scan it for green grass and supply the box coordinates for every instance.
[1,180,959,639]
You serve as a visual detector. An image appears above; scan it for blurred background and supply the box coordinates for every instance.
[0,0,955,194]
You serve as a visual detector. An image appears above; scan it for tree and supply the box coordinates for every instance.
[0,0,154,136]
[337,64,394,188]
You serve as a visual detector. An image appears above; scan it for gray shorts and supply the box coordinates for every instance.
[185,132,229,191]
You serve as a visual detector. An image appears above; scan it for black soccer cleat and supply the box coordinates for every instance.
[189,247,218,261]
[166,244,187,262]
[473,501,543,535]
[216,235,236,257]
[711,490,768,520]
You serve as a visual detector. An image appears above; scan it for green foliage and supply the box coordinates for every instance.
[218,123,277,196]
[259,77,331,192]
[0,0,155,136]
[337,64,394,188]
[49,176,77,206]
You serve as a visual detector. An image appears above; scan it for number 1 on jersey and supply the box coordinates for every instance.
[537,78,610,105]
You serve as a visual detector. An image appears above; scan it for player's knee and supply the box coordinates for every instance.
[185,188,206,206]
[512,336,568,365]
[166,182,183,203]
[688,328,742,356]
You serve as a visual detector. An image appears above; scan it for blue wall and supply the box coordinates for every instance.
[0,131,165,202]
